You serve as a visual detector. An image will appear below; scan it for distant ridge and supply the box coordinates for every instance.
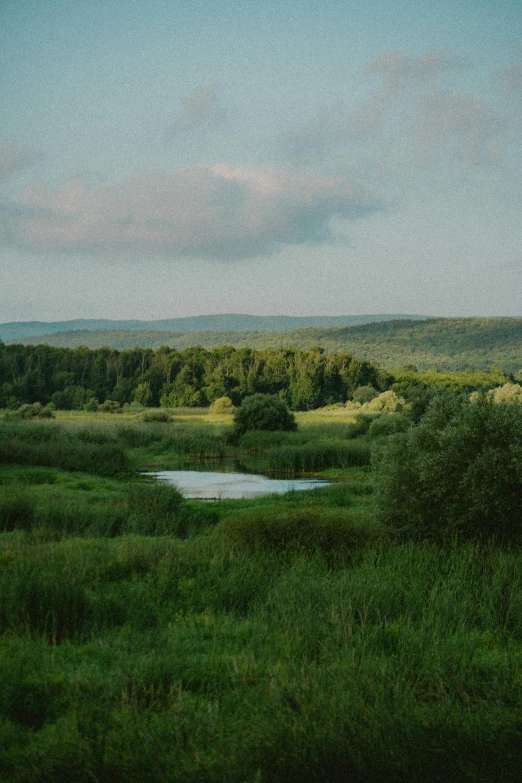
[6,317,522,372]
[0,313,431,342]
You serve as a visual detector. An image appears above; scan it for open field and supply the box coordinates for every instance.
[1,406,522,781]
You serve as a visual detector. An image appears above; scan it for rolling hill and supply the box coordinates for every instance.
[0,313,430,342]
[6,318,522,372]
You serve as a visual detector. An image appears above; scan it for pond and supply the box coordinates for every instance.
[150,470,330,499]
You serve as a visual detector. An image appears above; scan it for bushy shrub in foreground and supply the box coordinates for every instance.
[221,506,374,556]
[233,394,297,438]
[373,396,522,543]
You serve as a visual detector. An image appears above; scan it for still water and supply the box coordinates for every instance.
[151,470,330,499]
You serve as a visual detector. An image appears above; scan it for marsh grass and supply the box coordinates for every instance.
[2,410,522,781]
[267,439,371,475]
[1,535,522,781]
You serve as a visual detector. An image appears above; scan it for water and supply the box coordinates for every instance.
[150,470,330,499]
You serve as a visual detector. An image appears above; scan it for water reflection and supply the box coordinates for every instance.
[150,470,330,499]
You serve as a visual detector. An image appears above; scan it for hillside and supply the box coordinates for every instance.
[7,318,522,372]
[0,313,430,342]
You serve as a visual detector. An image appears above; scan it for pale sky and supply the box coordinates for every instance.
[1,0,521,321]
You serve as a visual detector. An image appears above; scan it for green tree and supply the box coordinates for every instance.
[233,394,297,438]
[373,396,522,543]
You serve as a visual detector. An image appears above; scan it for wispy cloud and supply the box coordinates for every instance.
[282,49,513,172]
[347,49,466,138]
[0,139,36,181]
[166,85,224,138]
[5,165,380,260]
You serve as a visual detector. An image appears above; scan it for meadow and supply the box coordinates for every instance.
[1,405,522,781]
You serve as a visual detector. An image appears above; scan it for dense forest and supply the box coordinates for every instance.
[0,342,393,411]
[0,313,429,342]
[0,341,513,412]
[11,317,522,372]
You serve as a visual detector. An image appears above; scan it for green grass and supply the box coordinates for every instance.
[1,535,522,781]
[1,410,522,781]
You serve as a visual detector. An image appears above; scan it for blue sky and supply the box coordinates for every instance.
[1,0,521,320]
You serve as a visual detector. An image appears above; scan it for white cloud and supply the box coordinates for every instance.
[6,164,380,260]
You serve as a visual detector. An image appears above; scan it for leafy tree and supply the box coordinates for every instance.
[373,395,522,543]
[233,394,297,438]
[352,385,378,404]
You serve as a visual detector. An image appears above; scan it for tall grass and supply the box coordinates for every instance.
[1,537,522,781]
[267,439,371,475]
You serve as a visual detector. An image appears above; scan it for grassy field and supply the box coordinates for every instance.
[1,408,522,782]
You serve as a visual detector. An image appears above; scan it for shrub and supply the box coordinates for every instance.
[83,397,99,412]
[368,412,411,439]
[352,385,379,404]
[98,400,120,413]
[373,396,522,543]
[7,403,55,420]
[363,390,405,413]
[233,394,297,438]
[221,507,374,556]
[209,396,235,415]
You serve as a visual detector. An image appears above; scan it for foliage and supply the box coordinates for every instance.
[484,382,522,404]
[267,440,371,475]
[368,412,411,438]
[233,393,297,437]
[6,402,55,419]
[9,316,522,372]
[351,384,378,404]
[373,396,522,543]
[348,389,406,413]
[221,506,374,555]
[208,395,235,415]
[98,399,120,413]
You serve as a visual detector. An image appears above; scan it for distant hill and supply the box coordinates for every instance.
[0,313,430,342]
[7,318,522,372]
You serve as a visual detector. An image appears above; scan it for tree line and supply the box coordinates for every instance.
[0,343,393,411]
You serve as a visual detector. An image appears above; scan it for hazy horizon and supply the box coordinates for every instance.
[1,1,521,321]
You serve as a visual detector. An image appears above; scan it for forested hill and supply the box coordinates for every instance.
[7,318,522,372]
[0,313,429,342]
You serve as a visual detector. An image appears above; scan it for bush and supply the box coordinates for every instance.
[352,385,379,404]
[221,507,374,556]
[368,412,411,439]
[233,394,297,438]
[373,396,522,543]
[209,396,235,415]
[98,400,120,413]
[7,403,55,420]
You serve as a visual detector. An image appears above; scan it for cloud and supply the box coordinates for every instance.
[496,65,522,94]
[348,49,466,137]
[0,139,35,181]
[5,164,380,260]
[408,87,501,165]
[167,85,223,137]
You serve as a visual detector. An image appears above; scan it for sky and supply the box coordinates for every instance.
[1,0,521,322]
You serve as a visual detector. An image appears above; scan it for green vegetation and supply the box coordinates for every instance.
[233,394,297,438]
[9,316,522,372]
[374,394,522,544]
[1,380,522,781]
